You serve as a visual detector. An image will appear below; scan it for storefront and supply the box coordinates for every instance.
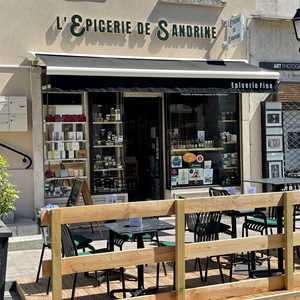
[33,53,279,204]
[0,1,279,218]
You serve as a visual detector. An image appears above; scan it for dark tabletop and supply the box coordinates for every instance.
[104,219,174,235]
[244,178,300,185]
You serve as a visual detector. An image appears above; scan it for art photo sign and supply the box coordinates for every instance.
[55,15,217,41]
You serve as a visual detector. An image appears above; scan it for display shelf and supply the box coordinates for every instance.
[45,176,87,182]
[171,147,224,152]
[219,120,237,123]
[44,122,86,125]
[90,93,126,195]
[93,145,123,148]
[223,141,237,145]
[45,158,87,163]
[223,166,239,170]
[45,140,87,143]
[94,168,124,172]
[93,121,122,125]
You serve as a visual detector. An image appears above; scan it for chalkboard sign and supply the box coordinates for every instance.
[66,179,83,207]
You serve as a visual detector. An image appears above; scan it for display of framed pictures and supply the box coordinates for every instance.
[269,161,283,178]
[262,102,285,180]
[266,135,283,152]
[266,110,282,127]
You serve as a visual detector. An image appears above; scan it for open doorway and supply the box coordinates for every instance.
[123,95,163,201]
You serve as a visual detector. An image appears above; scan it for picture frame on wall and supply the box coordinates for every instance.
[268,161,283,178]
[265,110,282,127]
[266,135,283,152]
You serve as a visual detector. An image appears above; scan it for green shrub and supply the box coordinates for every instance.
[0,155,18,217]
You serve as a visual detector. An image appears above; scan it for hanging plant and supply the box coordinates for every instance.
[0,155,18,218]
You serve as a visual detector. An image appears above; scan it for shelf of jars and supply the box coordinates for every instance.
[42,91,89,199]
[90,96,126,195]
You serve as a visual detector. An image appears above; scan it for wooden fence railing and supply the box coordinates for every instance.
[40,191,300,300]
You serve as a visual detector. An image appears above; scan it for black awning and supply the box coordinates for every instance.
[35,53,280,93]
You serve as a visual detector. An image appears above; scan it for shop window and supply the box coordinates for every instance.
[166,93,240,189]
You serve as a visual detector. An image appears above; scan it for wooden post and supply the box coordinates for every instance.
[51,209,62,299]
[284,192,294,290]
[175,199,185,300]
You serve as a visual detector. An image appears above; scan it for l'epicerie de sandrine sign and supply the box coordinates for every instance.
[55,15,217,41]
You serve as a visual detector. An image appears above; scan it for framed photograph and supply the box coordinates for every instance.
[268,161,283,178]
[266,135,283,152]
[266,110,282,127]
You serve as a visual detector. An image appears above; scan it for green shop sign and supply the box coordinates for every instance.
[56,15,217,41]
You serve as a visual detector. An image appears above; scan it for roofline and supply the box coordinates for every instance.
[250,14,292,22]
[29,51,249,63]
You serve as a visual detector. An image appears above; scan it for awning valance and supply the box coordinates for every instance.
[34,53,280,93]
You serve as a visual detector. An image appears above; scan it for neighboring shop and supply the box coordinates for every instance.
[0,1,279,218]
[250,14,300,183]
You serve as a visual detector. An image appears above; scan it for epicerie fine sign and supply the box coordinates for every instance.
[56,15,217,41]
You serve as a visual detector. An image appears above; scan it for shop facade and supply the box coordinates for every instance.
[248,12,300,183]
[0,0,279,219]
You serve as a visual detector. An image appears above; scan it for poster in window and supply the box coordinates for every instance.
[171,156,182,168]
[203,168,213,185]
[268,161,282,178]
[266,111,282,127]
[188,168,203,184]
[178,168,189,185]
[266,136,283,152]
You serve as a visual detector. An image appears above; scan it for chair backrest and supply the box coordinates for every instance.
[196,211,223,242]
[209,187,230,197]
[61,224,78,257]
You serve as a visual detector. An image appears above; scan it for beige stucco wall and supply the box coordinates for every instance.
[0,0,259,217]
[0,0,256,64]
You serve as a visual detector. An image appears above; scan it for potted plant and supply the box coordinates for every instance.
[0,154,18,299]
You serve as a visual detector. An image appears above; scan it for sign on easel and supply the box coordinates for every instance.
[66,179,94,207]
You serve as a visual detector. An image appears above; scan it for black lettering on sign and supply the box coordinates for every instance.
[157,19,169,41]
[70,14,85,37]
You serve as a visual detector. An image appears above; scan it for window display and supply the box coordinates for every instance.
[89,93,126,194]
[167,94,240,188]
[43,92,89,199]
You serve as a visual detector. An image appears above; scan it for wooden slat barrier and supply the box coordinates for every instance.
[40,191,300,299]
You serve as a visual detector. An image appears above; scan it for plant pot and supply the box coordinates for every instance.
[0,219,12,299]
[1,210,15,225]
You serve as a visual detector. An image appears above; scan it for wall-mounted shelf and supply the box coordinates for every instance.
[45,176,87,182]
[171,147,224,153]
[94,168,124,172]
[93,145,123,148]
[45,158,87,163]
[93,121,122,125]
[44,122,86,125]
[223,142,237,145]
[45,140,86,143]
[220,120,237,123]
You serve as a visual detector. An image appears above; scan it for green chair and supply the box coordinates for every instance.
[46,224,126,300]
[36,223,95,283]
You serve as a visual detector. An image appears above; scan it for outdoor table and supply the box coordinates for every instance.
[105,218,174,297]
[244,177,300,274]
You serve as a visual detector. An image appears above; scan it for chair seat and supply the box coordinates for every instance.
[246,217,278,227]
[73,234,93,248]
[78,247,109,256]
[159,241,175,247]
